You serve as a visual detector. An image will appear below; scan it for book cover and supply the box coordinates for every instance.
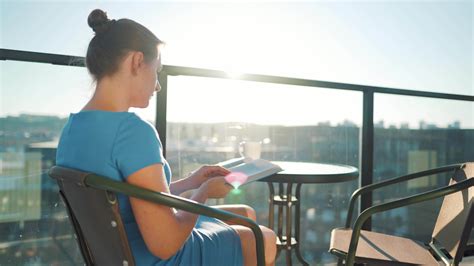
[218,157,283,188]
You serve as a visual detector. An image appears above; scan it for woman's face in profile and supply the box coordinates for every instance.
[132,50,162,108]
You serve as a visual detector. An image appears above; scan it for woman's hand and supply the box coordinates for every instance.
[187,165,231,190]
[199,176,233,199]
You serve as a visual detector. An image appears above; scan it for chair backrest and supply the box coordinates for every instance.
[49,166,135,266]
[432,162,474,263]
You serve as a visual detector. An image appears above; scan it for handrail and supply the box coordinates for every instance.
[1,48,473,101]
[345,164,462,227]
[0,48,84,67]
[344,177,474,265]
[5,47,474,264]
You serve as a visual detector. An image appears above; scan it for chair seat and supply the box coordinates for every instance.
[330,228,439,265]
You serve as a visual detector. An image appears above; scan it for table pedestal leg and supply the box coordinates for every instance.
[267,182,282,258]
[267,182,275,231]
[294,183,309,265]
[278,182,284,248]
[267,182,309,266]
[285,182,293,266]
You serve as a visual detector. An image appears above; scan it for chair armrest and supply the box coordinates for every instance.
[344,177,473,265]
[345,164,462,227]
[84,173,266,266]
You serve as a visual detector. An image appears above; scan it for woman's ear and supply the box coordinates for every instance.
[130,51,145,76]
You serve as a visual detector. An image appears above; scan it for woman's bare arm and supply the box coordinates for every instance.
[169,177,194,196]
[127,163,207,259]
[127,163,231,260]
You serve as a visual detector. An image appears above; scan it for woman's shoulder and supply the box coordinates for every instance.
[68,110,159,142]
[71,110,153,129]
[118,113,157,133]
[70,110,134,123]
[112,113,160,144]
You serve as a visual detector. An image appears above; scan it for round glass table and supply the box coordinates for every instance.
[260,162,359,266]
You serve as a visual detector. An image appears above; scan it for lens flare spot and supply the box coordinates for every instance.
[225,172,248,189]
[231,188,242,195]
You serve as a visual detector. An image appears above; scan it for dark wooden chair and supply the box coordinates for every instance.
[329,162,474,265]
[49,166,265,266]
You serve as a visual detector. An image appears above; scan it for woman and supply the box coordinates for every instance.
[56,9,276,266]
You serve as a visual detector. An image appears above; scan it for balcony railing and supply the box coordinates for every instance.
[1,48,473,265]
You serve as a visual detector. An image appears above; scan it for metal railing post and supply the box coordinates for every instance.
[359,90,374,230]
[156,70,168,156]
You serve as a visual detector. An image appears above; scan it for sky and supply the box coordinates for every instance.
[1,0,473,128]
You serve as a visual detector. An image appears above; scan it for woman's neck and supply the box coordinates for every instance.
[83,76,131,112]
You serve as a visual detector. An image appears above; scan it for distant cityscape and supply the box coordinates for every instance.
[0,113,473,265]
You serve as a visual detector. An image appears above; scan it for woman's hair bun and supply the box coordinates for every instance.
[88,9,111,34]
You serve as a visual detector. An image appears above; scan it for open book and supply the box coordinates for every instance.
[218,157,283,188]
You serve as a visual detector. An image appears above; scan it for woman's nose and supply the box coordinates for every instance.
[155,80,161,92]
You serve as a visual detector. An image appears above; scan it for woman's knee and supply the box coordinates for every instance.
[216,204,256,221]
[260,226,277,264]
[241,205,256,221]
[233,225,276,265]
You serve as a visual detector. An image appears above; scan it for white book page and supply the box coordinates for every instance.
[224,158,283,188]
[230,159,278,176]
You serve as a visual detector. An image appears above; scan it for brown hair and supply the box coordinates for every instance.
[86,9,163,81]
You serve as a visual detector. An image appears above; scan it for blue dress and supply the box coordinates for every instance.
[56,110,243,266]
